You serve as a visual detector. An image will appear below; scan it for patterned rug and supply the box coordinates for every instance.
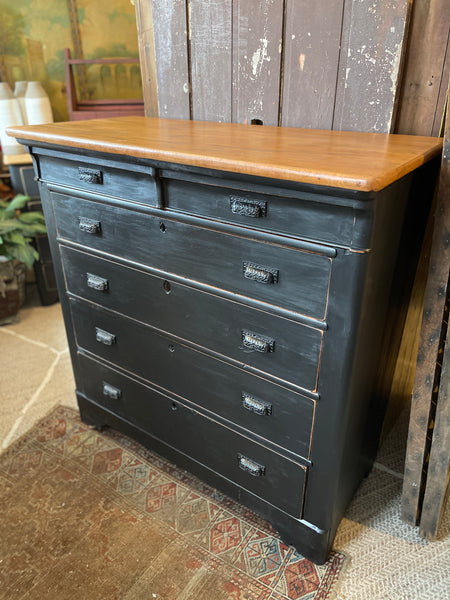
[0,406,346,600]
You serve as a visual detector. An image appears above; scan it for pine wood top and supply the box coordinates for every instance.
[7,116,442,192]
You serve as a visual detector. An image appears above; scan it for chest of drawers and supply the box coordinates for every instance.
[9,117,441,563]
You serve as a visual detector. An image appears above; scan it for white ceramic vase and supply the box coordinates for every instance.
[14,81,28,125]
[24,81,54,125]
[0,82,25,156]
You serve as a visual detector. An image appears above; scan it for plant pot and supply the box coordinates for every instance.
[0,260,21,324]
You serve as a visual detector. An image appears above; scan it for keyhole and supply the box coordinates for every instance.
[163,280,172,294]
[160,222,166,232]
[171,402,178,411]
[168,344,175,353]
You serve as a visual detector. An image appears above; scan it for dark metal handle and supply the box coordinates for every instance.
[242,392,272,416]
[238,454,266,477]
[242,330,275,353]
[87,273,108,291]
[102,382,121,400]
[79,217,101,234]
[230,197,267,218]
[95,327,116,346]
[78,167,103,184]
[243,261,278,284]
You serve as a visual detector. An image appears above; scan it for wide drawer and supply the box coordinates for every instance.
[62,246,322,391]
[163,172,366,247]
[70,298,315,459]
[53,192,332,320]
[77,352,307,517]
[39,155,158,205]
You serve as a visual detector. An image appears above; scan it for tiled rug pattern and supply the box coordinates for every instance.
[0,407,345,600]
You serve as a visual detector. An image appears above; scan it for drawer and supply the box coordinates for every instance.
[62,246,322,391]
[53,192,332,320]
[162,172,364,247]
[39,155,158,205]
[71,299,314,459]
[77,352,307,518]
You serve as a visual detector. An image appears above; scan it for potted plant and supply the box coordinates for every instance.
[0,193,47,322]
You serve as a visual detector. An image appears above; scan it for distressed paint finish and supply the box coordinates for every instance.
[189,0,233,122]
[151,0,190,119]
[232,0,284,126]
[396,0,450,136]
[333,0,411,133]
[281,0,345,129]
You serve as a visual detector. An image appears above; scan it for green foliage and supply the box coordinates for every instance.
[46,49,67,82]
[88,44,139,60]
[0,194,46,268]
[0,7,26,57]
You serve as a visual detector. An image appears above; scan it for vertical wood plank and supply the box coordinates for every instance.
[150,0,190,119]
[281,0,344,129]
[134,0,159,117]
[333,0,411,133]
[401,88,450,527]
[418,292,450,540]
[433,42,450,137]
[189,0,232,122]
[232,0,284,126]
[395,0,450,136]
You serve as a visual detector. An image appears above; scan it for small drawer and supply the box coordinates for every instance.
[53,192,331,320]
[77,353,307,517]
[62,246,322,391]
[39,155,158,206]
[162,171,365,248]
[70,299,314,459]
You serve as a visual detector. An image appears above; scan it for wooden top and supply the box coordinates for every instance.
[7,116,442,192]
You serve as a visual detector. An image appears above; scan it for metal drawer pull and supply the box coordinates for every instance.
[79,217,101,234]
[242,330,275,353]
[242,392,272,416]
[95,327,116,346]
[102,382,121,400]
[86,273,108,291]
[230,197,267,218]
[78,167,103,184]
[243,261,278,284]
[238,454,266,477]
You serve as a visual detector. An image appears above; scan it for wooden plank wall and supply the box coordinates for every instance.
[396,0,450,136]
[136,0,430,133]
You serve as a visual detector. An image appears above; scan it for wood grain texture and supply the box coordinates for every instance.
[232,0,283,126]
[333,0,411,133]
[189,0,232,122]
[7,117,442,192]
[396,0,450,136]
[149,0,190,119]
[281,0,344,129]
[418,287,450,540]
[134,0,159,117]
[401,88,450,526]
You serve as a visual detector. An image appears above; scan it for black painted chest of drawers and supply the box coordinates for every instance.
[9,117,441,563]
